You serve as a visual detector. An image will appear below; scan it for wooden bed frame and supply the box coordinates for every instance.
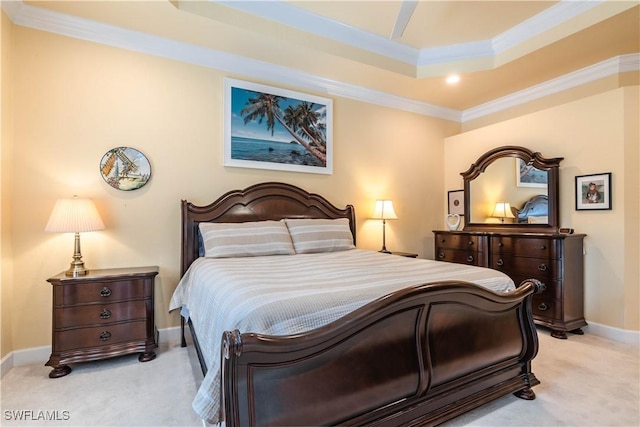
[179,182,541,426]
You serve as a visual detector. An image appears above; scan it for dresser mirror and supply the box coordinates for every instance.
[461,146,563,233]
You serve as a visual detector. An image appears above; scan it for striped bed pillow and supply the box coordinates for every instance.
[284,218,355,254]
[199,220,295,258]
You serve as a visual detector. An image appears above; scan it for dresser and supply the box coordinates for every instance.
[434,231,586,339]
[46,266,159,378]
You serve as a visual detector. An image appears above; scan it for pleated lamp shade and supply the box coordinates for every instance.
[45,197,105,233]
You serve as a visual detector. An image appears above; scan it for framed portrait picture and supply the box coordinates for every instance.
[516,158,547,187]
[448,190,465,215]
[224,78,333,174]
[575,172,612,210]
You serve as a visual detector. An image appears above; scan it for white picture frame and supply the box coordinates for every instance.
[224,78,333,175]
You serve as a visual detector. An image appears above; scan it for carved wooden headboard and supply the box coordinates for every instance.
[514,194,548,224]
[180,182,356,276]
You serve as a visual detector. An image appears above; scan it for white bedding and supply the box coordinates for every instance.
[169,249,515,423]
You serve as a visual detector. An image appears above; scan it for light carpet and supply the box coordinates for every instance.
[1,328,638,427]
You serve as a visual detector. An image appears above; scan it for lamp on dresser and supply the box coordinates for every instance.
[45,196,105,277]
[491,202,516,223]
[371,199,397,253]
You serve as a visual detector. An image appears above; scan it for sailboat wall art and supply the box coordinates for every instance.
[224,78,333,175]
[100,147,152,191]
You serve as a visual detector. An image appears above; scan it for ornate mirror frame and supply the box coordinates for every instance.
[461,146,563,233]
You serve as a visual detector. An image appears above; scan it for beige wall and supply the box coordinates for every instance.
[1,10,15,360]
[2,24,455,355]
[444,86,640,331]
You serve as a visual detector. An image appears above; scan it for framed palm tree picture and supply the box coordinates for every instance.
[224,78,333,174]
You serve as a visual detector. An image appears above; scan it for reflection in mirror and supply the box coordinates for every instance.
[469,158,548,224]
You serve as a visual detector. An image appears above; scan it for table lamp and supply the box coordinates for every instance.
[45,196,105,277]
[491,202,516,223]
[371,199,398,253]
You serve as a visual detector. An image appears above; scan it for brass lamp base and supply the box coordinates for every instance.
[65,261,89,277]
[64,232,90,277]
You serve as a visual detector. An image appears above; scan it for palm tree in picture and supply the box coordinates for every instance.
[284,102,326,155]
[240,92,327,165]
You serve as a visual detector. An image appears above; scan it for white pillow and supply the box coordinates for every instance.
[527,216,548,224]
[199,220,295,258]
[284,218,355,254]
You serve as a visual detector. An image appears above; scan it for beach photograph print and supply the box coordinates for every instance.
[224,78,333,174]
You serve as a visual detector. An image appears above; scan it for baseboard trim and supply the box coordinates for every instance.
[583,322,640,345]
[1,326,182,379]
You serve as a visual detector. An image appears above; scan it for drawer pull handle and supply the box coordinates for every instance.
[438,252,445,259]
[539,282,548,292]
[440,239,445,243]
[100,287,112,297]
[538,264,548,272]
[467,241,474,246]
[496,259,504,266]
[466,255,474,263]
[538,303,548,311]
[99,309,111,319]
[498,242,504,247]
[540,245,546,250]
[99,331,111,342]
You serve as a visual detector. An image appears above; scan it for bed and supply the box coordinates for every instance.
[513,195,549,224]
[170,182,541,426]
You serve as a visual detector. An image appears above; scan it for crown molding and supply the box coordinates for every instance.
[463,54,640,122]
[215,0,604,71]
[214,0,420,66]
[2,1,637,124]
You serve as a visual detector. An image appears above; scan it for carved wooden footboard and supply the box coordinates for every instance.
[221,279,541,427]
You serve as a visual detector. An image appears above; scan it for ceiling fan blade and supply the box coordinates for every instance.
[390,0,418,39]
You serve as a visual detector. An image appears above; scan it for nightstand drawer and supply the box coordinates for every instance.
[55,279,148,306]
[53,320,148,352]
[54,300,148,329]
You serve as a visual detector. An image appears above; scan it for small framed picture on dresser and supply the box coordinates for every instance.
[448,190,465,215]
[575,172,612,210]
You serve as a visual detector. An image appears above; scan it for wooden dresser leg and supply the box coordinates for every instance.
[48,365,72,378]
[514,387,536,400]
[138,352,156,362]
[550,330,568,339]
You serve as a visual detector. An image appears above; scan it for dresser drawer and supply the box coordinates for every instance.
[507,273,562,300]
[53,320,148,352]
[489,254,559,280]
[490,236,559,259]
[532,295,562,320]
[54,300,148,329]
[435,248,481,266]
[435,233,482,251]
[54,279,149,306]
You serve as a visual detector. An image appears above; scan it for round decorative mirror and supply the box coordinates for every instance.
[461,146,562,233]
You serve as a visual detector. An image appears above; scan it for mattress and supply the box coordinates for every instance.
[169,249,515,423]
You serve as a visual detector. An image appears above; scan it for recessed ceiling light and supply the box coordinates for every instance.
[446,74,460,84]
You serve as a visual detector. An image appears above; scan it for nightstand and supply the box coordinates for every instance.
[45,266,159,378]
[389,251,418,258]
